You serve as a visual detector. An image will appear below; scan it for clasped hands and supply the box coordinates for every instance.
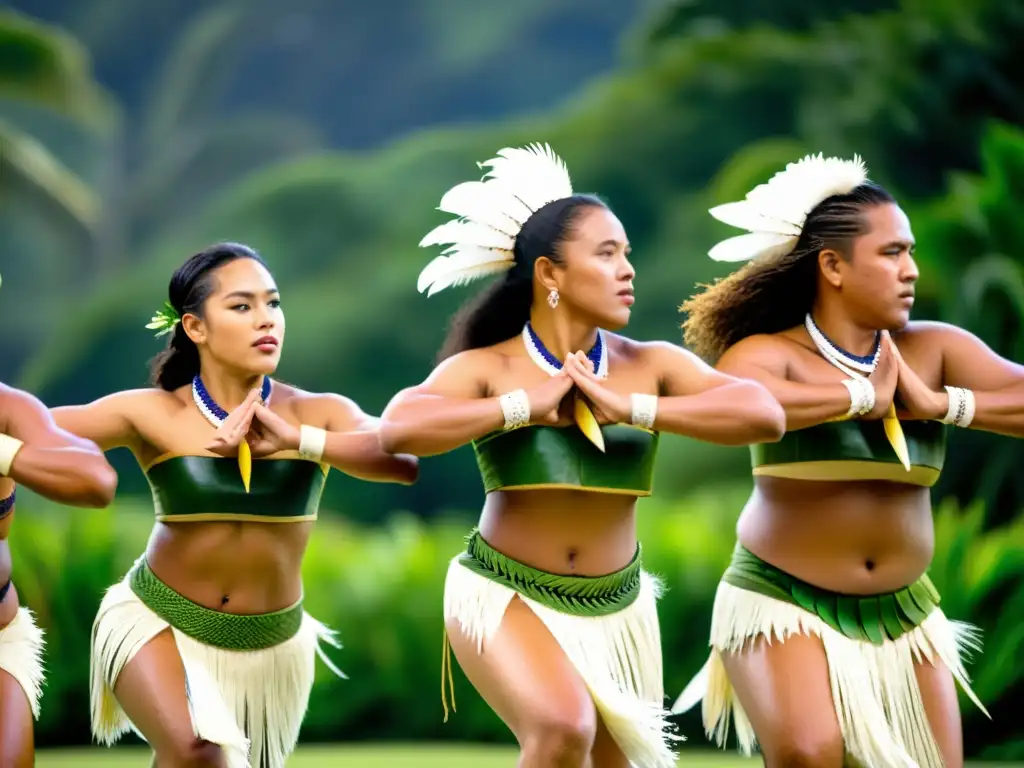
[205,389,302,458]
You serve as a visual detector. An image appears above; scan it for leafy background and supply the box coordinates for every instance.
[2,0,1024,758]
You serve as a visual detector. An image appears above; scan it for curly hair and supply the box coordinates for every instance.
[681,182,896,362]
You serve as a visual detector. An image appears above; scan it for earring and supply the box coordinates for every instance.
[547,289,559,309]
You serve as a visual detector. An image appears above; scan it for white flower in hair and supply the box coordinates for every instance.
[417,143,574,296]
[707,153,869,263]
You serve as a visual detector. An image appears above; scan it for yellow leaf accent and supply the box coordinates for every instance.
[574,393,605,453]
[238,441,252,493]
[883,403,910,471]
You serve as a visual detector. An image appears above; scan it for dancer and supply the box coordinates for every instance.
[0,381,117,766]
[674,153,1006,767]
[52,243,418,768]
[379,143,785,768]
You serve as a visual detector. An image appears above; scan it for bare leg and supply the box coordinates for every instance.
[0,669,32,768]
[446,596,597,768]
[111,628,227,768]
[590,715,629,768]
[721,633,845,767]
[915,659,963,768]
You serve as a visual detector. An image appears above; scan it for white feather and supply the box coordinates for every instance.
[417,142,575,296]
[438,182,530,234]
[709,201,802,237]
[419,220,516,251]
[480,143,574,213]
[417,247,515,295]
[708,232,798,263]
[706,153,869,264]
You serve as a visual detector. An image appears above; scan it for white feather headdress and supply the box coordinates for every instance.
[707,153,869,263]
[417,143,574,296]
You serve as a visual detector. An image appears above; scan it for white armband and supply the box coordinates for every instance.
[841,378,874,418]
[942,386,975,428]
[0,434,24,477]
[298,425,327,462]
[630,394,658,429]
[499,389,530,430]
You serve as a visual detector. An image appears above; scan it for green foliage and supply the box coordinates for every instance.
[6,0,1024,514]
[907,122,1024,523]
[11,489,1024,756]
[0,9,114,129]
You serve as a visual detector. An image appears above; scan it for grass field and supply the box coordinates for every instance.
[33,746,1021,767]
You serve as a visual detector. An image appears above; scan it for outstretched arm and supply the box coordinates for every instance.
[51,389,149,453]
[378,349,576,457]
[0,385,118,508]
[648,342,786,444]
[296,394,419,485]
[902,321,1024,437]
[378,351,501,457]
[716,335,880,431]
[565,342,784,445]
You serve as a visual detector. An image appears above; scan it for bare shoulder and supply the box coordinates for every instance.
[278,382,359,414]
[893,320,965,347]
[106,387,186,416]
[275,382,375,431]
[425,345,510,392]
[718,332,801,372]
[21,385,177,416]
[611,336,702,368]
[0,383,44,411]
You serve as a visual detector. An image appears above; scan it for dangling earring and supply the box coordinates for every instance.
[547,289,559,309]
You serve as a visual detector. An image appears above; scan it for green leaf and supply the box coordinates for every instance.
[0,9,116,132]
[0,117,100,232]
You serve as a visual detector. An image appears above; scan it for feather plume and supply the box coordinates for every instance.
[417,143,575,296]
[480,143,573,212]
[420,220,516,251]
[417,248,515,296]
[708,232,798,263]
[707,153,869,263]
[708,201,802,237]
[438,181,530,234]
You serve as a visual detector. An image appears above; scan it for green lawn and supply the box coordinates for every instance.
[34,746,1021,767]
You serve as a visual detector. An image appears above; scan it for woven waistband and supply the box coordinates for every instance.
[456,529,642,617]
[723,544,941,645]
[129,559,304,651]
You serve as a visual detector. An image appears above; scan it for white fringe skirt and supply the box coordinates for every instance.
[673,549,988,768]
[0,606,45,719]
[90,559,343,768]
[443,531,678,768]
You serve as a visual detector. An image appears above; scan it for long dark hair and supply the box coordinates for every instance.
[148,242,266,390]
[438,194,607,361]
[681,182,896,362]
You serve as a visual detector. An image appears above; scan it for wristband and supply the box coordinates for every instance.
[499,389,530,430]
[298,425,327,462]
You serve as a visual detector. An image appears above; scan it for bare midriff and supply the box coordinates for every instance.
[478,488,639,576]
[145,520,313,614]
[739,476,934,594]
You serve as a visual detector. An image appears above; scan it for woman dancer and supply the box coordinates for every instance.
[674,153,1008,767]
[53,243,418,768]
[0,381,117,766]
[379,143,785,768]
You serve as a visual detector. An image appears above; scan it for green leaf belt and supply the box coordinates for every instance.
[457,529,643,617]
[129,558,304,650]
[723,544,941,645]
